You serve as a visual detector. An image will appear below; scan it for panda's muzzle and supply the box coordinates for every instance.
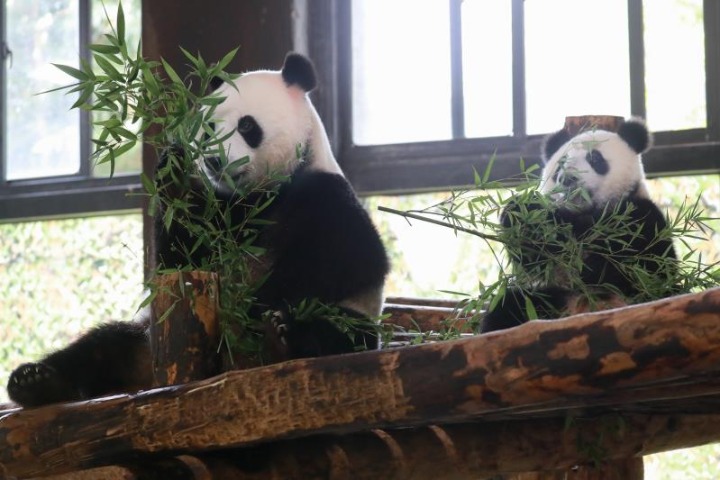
[554,168,579,189]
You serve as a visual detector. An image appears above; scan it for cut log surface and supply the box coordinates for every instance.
[563,115,625,135]
[2,288,720,477]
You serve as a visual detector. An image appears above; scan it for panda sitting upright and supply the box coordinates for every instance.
[481,118,677,333]
[7,53,389,407]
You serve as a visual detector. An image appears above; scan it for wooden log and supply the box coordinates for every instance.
[36,456,239,480]
[3,288,720,477]
[151,271,220,386]
[27,415,713,480]
[385,297,461,308]
[563,115,625,136]
[507,458,643,480]
[382,303,470,333]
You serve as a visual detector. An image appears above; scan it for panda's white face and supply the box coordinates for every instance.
[200,71,313,191]
[540,129,649,207]
[198,53,342,194]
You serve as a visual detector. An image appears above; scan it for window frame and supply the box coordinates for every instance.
[310,0,720,195]
[0,0,142,222]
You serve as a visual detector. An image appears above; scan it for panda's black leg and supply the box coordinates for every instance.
[7,362,76,408]
[481,286,572,333]
[265,307,377,362]
[7,321,151,408]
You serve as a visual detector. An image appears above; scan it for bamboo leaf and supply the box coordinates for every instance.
[89,43,121,54]
[94,55,123,81]
[116,2,126,46]
[161,58,183,85]
[216,46,239,71]
[70,86,94,110]
[52,63,88,81]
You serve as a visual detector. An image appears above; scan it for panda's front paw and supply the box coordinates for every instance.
[264,310,292,361]
[7,362,75,408]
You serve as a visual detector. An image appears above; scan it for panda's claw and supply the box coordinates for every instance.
[7,362,74,408]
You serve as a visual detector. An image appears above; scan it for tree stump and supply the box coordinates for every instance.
[150,271,220,386]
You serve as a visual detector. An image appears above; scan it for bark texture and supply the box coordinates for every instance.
[150,271,220,386]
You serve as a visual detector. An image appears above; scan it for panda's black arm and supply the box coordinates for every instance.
[500,193,594,269]
[255,171,388,308]
[581,198,677,295]
[152,147,233,270]
[616,198,677,283]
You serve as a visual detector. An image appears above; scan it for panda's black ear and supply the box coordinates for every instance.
[542,129,571,162]
[618,118,652,154]
[281,52,317,92]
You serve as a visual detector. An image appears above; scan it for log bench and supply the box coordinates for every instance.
[2,284,720,479]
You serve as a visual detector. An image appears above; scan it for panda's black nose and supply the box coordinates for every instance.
[204,157,223,173]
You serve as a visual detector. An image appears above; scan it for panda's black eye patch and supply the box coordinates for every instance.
[237,115,263,149]
[586,150,609,175]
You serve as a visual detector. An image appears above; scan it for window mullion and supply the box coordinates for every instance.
[1,0,6,185]
[705,0,720,140]
[450,0,465,139]
[79,0,92,177]
[511,0,526,138]
[627,0,646,119]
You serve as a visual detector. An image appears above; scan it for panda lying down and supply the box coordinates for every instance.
[7,53,389,408]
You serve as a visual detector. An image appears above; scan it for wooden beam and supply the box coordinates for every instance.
[36,414,714,479]
[3,288,720,477]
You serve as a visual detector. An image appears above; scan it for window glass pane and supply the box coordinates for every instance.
[644,0,705,131]
[646,175,720,263]
[524,0,630,135]
[352,0,452,145]
[0,214,144,403]
[6,0,81,180]
[462,0,513,138]
[366,193,502,299]
[91,0,142,177]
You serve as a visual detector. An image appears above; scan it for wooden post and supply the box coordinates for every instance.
[151,271,220,386]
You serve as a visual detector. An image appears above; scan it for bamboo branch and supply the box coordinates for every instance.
[377,205,501,242]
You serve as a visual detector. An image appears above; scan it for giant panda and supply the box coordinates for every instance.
[7,53,389,407]
[481,118,677,333]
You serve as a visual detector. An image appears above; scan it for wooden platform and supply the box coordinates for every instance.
[2,288,720,479]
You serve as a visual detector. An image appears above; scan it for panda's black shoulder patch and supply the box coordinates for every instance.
[281,53,317,92]
[542,129,571,162]
[618,118,651,153]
